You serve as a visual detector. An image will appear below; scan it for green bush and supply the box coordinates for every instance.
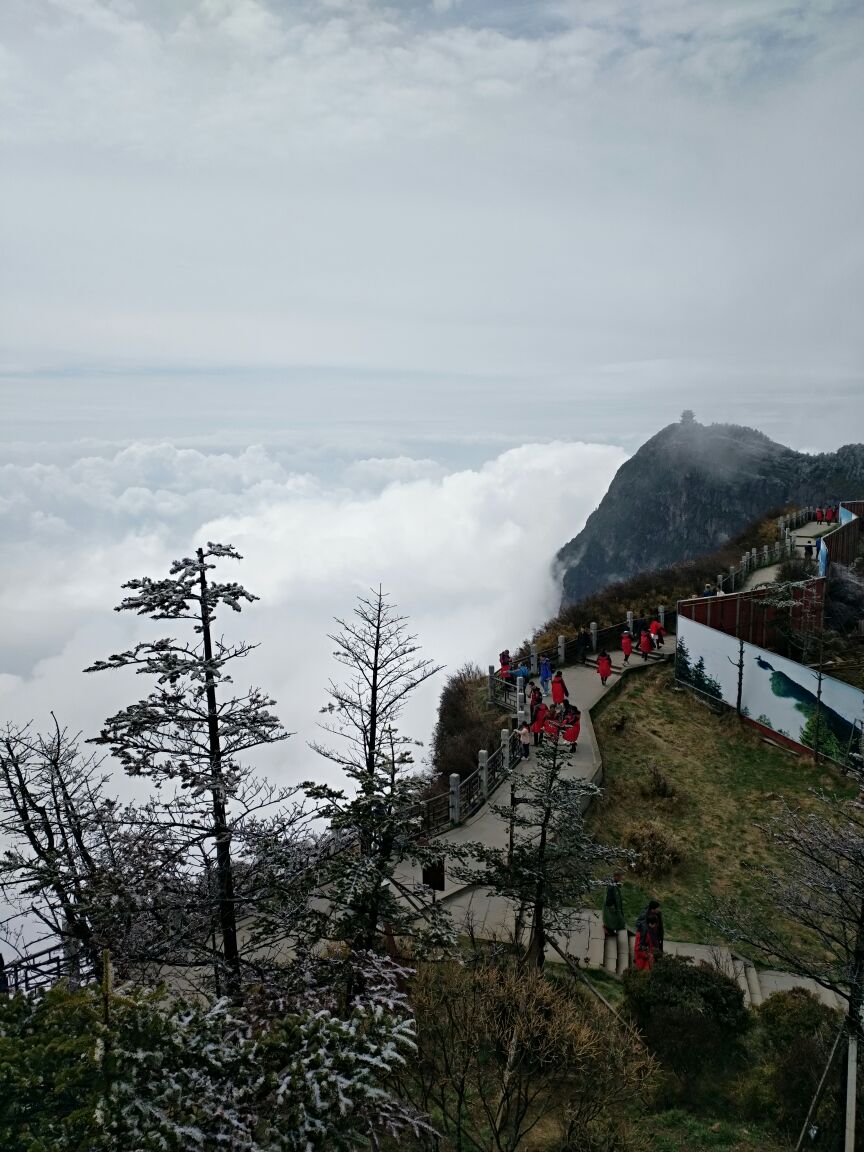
[624,955,751,1079]
[624,819,682,877]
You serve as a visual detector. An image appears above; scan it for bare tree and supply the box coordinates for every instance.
[455,735,629,969]
[85,543,294,999]
[306,587,444,954]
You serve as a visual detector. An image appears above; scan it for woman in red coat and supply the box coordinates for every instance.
[550,670,569,707]
[531,701,548,747]
[825,505,835,524]
[649,619,665,648]
[815,507,823,523]
[597,651,612,686]
[621,631,633,663]
[543,713,561,743]
[639,630,652,660]
[562,706,581,746]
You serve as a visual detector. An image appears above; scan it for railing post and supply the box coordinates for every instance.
[501,728,510,773]
[487,664,495,705]
[658,605,665,628]
[626,609,634,632]
[530,643,538,675]
[516,674,526,726]
[449,773,461,825]
[590,621,598,652]
[742,553,749,573]
[479,750,488,799]
[716,574,724,591]
[762,544,770,564]
[557,634,566,666]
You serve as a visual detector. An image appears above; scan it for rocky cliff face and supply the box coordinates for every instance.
[558,416,864,606]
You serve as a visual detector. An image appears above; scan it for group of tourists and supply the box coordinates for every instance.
[603,875,665,970]
[519,668,582,755]
[815,505,840,524]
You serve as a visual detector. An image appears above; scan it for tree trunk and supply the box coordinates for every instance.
[197,547,241,1001]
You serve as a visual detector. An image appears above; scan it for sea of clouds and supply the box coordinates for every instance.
[0,437,627,795]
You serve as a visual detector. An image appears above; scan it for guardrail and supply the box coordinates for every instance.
[3,941,99,995]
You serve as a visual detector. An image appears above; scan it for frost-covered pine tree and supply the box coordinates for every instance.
[85,543,294,999]
[456,734,628,968]
[306,587,446,955]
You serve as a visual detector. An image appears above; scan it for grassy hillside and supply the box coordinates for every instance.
[588,665,857,948]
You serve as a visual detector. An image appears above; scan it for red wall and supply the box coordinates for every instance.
[678,580,825,649]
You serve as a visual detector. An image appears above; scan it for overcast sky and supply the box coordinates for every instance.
[1,0,863,816]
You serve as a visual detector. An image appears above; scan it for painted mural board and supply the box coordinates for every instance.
[676,616,864,770]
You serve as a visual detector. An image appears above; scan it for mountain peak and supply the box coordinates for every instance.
[557,422,864,606]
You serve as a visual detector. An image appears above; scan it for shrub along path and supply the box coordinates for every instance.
[396,636,844,1010]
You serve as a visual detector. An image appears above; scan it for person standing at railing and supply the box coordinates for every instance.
[539,654,552,696]
[519,722,532,759]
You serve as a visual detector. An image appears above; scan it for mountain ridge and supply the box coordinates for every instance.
[557,415,864,606]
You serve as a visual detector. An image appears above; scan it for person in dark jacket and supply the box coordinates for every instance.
[602,871,626,936]
[576,627,592,664]
[636,900,664,953]
[804,540,814,561]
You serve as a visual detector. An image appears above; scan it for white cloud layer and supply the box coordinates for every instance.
[0,438,627,791]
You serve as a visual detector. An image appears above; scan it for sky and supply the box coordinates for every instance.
[1,0,863,802]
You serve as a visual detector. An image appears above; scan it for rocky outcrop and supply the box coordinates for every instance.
[558,415,864,606]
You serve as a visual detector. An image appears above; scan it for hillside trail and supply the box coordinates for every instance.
[741,518,824,590]
[396,622,844,1012]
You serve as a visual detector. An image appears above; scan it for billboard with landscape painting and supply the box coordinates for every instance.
[676,616,864,769]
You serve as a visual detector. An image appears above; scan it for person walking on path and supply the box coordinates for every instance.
[815,506,823,524]
[531,700,549,746]
[825,505,834,524]
[649,619,665,648]
[551,670,569,708]
[639,630,653,660]
[562,705,581,746]
[804,540,814,561]
[603,871,626,937]
[621,630,633,663]
[597,650,612,686]
[519,722,531,760]
[539,655,552,696]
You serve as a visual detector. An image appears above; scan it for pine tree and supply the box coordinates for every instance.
[305,587,445,955]
[85,543,292,999]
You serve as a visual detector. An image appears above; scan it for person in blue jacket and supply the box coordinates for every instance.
[539,655,552,696]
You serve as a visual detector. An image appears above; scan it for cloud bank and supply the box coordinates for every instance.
[0,438,627,789]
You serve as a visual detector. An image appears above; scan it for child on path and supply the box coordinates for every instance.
[551,670,569,707]
[539,655,552,696]
[621,630,633,663]
[639,630,653,660]
[597,651,612,686]
[519,722,531,759]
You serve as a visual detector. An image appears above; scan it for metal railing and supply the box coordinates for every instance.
[3,942,99,996]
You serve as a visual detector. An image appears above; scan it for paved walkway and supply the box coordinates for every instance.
[396,621,844,1012]
[741,519,825,591]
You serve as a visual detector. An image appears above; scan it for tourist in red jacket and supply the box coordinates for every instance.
[562,706,581,746]
[551,670,569,707]
[815,507,823,523]
[621,631,633,663]
[649,619,665,648]
[825,505,835,524]
[639,630,653,660]
[597,651,612,686]
[531,701,548,747]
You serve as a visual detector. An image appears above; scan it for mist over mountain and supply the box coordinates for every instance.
[557,415,864,606]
